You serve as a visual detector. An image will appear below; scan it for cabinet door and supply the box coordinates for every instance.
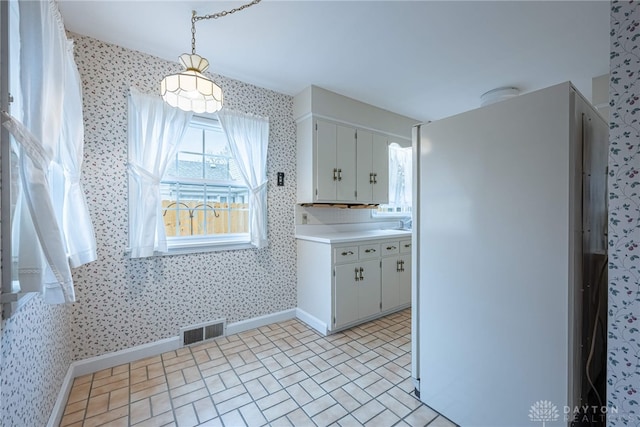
[381,257,400,311]
[358,259,381,319]
[398,254,411,306]
[336,125,357,201]
[334,263,360,328]
[356,129,373,203]
[372,134,389,203]
[315,120,338,201]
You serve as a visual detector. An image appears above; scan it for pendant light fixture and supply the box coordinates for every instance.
[160,0,262,113]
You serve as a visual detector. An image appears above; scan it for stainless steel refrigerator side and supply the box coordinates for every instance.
[410,123,422,396]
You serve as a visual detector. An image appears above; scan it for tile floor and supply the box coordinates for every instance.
[60,308,455,427]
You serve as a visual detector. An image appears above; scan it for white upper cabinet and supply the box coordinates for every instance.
[356,130,389,204]
[315,120,357,202]
[294,86,416,204]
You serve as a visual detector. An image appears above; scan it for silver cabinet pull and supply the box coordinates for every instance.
[404,243,411,248]
[396,260,401,272]
[333,168,338,181]
[355,267,360,282]
[341,250,354,256]
[373,172,378,184]
[386,245,397,250]
[359,267,364,281]
[365,248,376,253]
[337,168,342,181]
[369,172,374,184]
[400,260,405,272]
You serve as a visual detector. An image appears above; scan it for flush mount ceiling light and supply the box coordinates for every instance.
[160,0,262,113]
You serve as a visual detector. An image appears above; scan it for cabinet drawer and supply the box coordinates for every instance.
[359,243,380,259]
[334,246,358,264]
[400,239,412,254]
[381,241,400,256]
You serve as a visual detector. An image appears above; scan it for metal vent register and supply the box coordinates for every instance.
[181,319,226,346]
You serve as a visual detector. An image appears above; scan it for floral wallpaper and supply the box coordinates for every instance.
[69,34,297,360]
[0,298,72,427]
[609,2,640,425]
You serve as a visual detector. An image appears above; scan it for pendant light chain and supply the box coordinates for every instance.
[190,0,262,54]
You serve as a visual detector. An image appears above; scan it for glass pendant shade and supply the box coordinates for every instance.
[160,53,223,113]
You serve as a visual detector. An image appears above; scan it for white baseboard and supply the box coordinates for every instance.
[226,308,297,335]
[295,308,328,335]
[47,308,297,426]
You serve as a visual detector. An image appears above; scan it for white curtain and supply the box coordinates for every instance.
[0,0,96,303]
[217,109,269,248]
[388,143,412,207]
[127,88,192,258]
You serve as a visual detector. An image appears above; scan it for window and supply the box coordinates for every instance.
[375,142,412,217]
[160,116,251,249]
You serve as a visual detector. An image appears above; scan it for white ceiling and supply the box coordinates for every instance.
[57,0,610,122]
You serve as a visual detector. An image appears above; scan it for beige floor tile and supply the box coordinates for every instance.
[85,392,110,418]
[174,403,199,427]
[313,403,348,426]
[101,415,129,427]
[403,405,439,426]
[352,399,385,424]
[63,399,87,415]
[193,396,217,423]
[150,391,173,416]
[428,415,458,427]
[130,398,152,424]
[131,409,175,427]
[59,309,460,427]
[67,382,92,404]
[59,408,85,426]
[109,386,130,410]
[83,405,129,427]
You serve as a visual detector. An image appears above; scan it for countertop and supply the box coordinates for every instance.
[295,228,412,244]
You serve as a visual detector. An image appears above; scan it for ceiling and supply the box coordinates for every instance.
[57,0,610,122]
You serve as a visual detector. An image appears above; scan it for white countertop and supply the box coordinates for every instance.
[295,228,411,244]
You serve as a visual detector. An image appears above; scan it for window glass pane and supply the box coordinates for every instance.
[375,143,412,216]
[176,152,203,179]
[160,118,251,246]
[181,126,204,154]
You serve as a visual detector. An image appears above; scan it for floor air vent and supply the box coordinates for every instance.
[181,319,226,346]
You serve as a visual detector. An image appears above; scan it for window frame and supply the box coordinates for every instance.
[160,115,252,254]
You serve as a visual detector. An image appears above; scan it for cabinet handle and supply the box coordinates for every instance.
[369,172,374,184]
[373,172,378,184]
[355,267,360,282]
[341,250,354,256]
[400,260,405,272]
[386,245,397,251]
[359,267,364,281]
[365,248,376,253]
[337,168,342,181]
[404,243,411,248]
[396,259,401,272]
[333,168,338,181]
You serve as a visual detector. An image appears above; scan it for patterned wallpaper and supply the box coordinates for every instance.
[609,2,640,425]
[0,299,72,427]
[69,34,297,360]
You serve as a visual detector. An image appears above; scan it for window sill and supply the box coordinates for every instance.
[164,240,254,256]
[126,238,254,258]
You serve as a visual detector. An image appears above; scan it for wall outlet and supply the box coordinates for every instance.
[302,213,308,224]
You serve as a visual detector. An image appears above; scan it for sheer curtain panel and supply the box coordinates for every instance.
[217,109,269,248]
[127,88,193,258]
[0,0,96,303]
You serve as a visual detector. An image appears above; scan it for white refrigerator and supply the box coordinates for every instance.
[411,82,608,426]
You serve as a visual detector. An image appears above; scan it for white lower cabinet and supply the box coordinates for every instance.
[381,239,412,311]
[297,236,411,335]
